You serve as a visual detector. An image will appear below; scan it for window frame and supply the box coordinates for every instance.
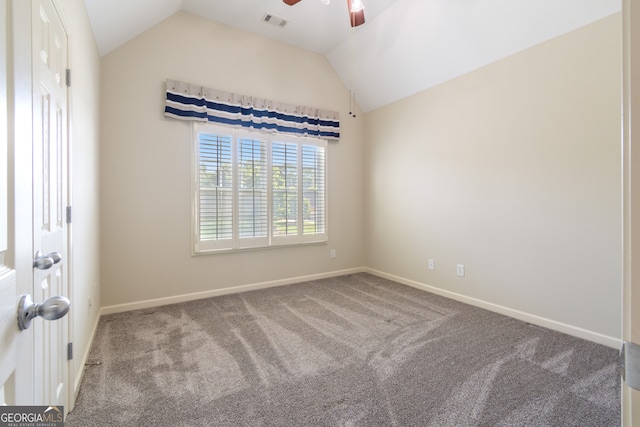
[191,122,328,255]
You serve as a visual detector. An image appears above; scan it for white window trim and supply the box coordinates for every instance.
[191,122,328,255]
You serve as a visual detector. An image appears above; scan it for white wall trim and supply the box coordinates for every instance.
[72,309,101,401]
[100,267,366,316]
[366,268,621,349]
[99,266,619,348]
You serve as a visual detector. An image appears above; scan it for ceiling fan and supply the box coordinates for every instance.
[283,0,365,27]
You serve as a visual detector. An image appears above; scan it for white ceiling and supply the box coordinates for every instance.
[84,0,621,113]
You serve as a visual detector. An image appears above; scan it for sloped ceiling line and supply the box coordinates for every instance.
[84,0,621,113]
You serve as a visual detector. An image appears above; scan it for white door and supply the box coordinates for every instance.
[0,0,70,411]
[0,0,24,406]
[31,0,70,408]
[0,0,35,407]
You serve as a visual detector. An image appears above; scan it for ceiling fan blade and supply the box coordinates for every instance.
[283,0,302,5]
[347,0,365,27]
[349,9,365,27]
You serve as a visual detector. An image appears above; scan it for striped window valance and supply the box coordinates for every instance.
[164,79,340,140]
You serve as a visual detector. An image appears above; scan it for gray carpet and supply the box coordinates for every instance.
[66,273,620,426]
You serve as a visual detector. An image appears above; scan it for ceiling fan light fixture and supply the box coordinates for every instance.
[283,0,364,28]
[348,0,364,12]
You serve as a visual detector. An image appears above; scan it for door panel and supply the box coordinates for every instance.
[0,0,18,403]
[0,0,34,406]
[0,0,71,409]
[0,206,18,402]
[32,0,69,406]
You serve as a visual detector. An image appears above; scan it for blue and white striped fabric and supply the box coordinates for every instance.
[164,79,340,140]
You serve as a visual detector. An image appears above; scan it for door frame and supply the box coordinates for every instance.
[54,0,74,411]
[622,0,640,424]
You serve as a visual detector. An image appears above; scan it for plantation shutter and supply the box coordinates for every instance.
[272,142,299,238]
[193,123,327,253]
[302,144,326,235]
[238,137,268,248]
[198,132,233,248]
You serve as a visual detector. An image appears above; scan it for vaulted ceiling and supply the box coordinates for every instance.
[84,0,621,113]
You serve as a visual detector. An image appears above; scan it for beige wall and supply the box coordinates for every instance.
[99,11,621,344]
[100,12,365,307]
[58,0,102,396]
[365,14,622,342]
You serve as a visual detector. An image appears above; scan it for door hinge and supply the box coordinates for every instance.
[67,342,73,361]
[66,206,72,224]
[621,341,640,390]
[65,69,71,87]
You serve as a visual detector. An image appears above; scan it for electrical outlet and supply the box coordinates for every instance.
[456,264,465,277]
[330,249,337,259]
[428,259,435,270]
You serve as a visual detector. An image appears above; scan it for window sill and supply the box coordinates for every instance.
[191,239,328,256]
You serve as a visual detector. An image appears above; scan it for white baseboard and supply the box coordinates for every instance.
[99,266,620,349]
[71,310,101,409]
[366,268,621,349]
[100,267,366,316]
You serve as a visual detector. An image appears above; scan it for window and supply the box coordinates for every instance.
[193,123,327,253]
